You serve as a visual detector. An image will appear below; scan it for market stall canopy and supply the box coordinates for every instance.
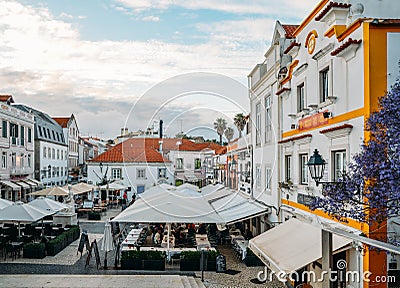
[29,197,70,213]
[99,182,127,191]
[62,183,96,195]
[0,201,53,224]
[248,218,352,275]
[211,192,269,224]
[112,187,224,224]
[0,180,21,191]
[28,186,69,197]
[0,198,13,210]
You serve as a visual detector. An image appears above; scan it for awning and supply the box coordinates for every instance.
[13,181,30,189]
[27,178,42,186]
[211,192,269,224]
[22,179,38,187]
[249,218,352,275]
[0,180,21,191]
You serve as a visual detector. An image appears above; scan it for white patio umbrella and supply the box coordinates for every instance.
[0,201,53,236]
[101,220,114,269]
[27,186,69,197]
[29,196,69,213]
[99,182,126,191]
[0,198,13,210]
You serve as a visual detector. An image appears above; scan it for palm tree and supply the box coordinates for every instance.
[213,118,227,145]
[224,127,234,143]
[234,113,247,138]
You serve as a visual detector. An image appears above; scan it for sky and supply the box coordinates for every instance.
[0,0,321,139]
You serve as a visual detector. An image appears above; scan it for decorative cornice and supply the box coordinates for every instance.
[320,124,353,139]
[284,41,301,54]
[331,38,362,57]
[315,2,351,22]
[278,134,312,144]
[276,87,291,97]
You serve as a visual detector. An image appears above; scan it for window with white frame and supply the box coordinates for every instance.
[285,155,292,182]
[320,66,329,103]
[137,168,145,179]
[176,158,183,170]
[265,95,272,142]
[194,158,201,170]
[20,153,24,168]
[297,83,305,112]
[112,168,122,179]
[2,152,6,169]
[299,153,309,185]
[256,165,261,188]
[256,102,261,146]
[11,153,16,168]
[158,168,166,179]
[43,147,46,158]
[265,167,271,191]
[333,150,346,181]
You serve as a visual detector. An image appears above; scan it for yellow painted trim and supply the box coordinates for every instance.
[280,60,299,85]
[282,199,364,230]
[324,25,347,38]
[293,0,330,37]
[282,108,364,138]
[337,19,363,42]
[305,30,319,47]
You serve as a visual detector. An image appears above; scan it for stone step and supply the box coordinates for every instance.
[195,278,206,288]
[187,276,199,288]
[180,276,191,288]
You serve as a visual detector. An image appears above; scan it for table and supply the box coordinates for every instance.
[230,234,244,244]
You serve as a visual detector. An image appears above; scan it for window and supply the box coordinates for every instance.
[256,166,261,188]
[137,185,145,194]
[20,126,25,146]
[297,83,305,112]
[137,168,145,179]
[47,129,50,139]
[265,95,272,142]
[194,158,201,170]
[57,149,60,160]
[320,67,329,103]
[256,102,261,146]
[265,167,271,190]
[43,147,46,158]
[43,128,47,138]
[112,168,122,179]
[28,128,32,143]
[285,155,292,182]
[10,123,18,144]
[52,130,56,140]
[2,152,6,169]
[299,153,309,185]
[61,167,63,176]
[333,150,346,181]
[2,120,7,138]
[56,132,60,141]
[48,148,51,158]
[38,126,43,137]
[158,168,166,179]
[176,158,183,170]
[52,148,55,159]
[20,153,24,168]
[27,154,31,168]
[11,153,16,168]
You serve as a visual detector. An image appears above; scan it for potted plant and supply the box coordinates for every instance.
[244,248,263,267]
[142,250,165,271]
[206,250,220,271]
[23,242,46,259]
[121,250,142,270]
[88,211,101,220]
[180,251,201,271]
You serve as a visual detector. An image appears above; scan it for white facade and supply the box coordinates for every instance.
[37,141,68,187]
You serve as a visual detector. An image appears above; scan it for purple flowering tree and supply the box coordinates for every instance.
[309,78,400,225]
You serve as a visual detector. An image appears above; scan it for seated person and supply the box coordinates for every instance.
[197,224,207,235]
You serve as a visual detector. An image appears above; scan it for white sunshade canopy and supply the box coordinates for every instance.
[101,220,114,252]
[14,181,30,189]
[28,186,69,197]
[249,218,352,275]
[0,201,53,224]
[201,183,224,195]
[100,182,127,191]
[211,192,269,224]
[0,198,13,210]
[112,187,224,224]
[62,183,96,195]
[29,197,70,213]
[202,186,233,202]
[1,180,21,191]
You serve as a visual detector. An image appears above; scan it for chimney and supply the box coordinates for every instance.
[159,120,163,139]
[159,140,163,154]
[121,127,128,136]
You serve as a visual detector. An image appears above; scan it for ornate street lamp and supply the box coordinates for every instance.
[307,149,326,186]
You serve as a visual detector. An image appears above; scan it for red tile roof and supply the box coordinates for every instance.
[372,19,400,25]
[282,25,299,39]
[0,95,14,103]
[315,2,351,22]
[331,38,362,56]
[53,117,70,128]
[90,138,224,163]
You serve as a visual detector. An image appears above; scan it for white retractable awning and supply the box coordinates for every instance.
[22,179,38,187]
[14,181,30,189]
[249,218,352,275]
[0,180,21,191]
[27,178,42,186]
[212,192,270,224]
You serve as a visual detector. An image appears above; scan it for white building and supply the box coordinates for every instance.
[53,115,79,172]
[15,105,68,187]
[0,96,35,201]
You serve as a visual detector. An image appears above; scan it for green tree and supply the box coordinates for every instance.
[213,118,227,145]
[224,127,234,142]
[234,113,247,138]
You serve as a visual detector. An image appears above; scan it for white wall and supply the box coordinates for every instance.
[38,141,68,186]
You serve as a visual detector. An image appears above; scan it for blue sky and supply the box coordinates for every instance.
[0,0,320,139]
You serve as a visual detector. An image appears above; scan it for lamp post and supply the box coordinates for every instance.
[231,158,237,190]
[306,149,326,186]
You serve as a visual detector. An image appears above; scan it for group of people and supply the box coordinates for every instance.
[121,192,136,211]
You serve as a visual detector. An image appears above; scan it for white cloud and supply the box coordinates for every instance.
[141,15,160,22]
[116,0,320,18]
